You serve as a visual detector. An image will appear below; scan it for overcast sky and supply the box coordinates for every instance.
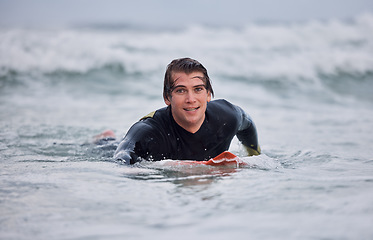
[1,0,373,28]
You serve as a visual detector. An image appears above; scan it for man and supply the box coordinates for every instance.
[114,57,260,164]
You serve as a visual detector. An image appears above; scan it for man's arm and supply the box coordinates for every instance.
[114,140,137,164]
[113,120,160,164]
[113,122,148,164]
[235,106,261,156]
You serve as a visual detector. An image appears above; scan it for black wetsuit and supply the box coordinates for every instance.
[114,99,260,164]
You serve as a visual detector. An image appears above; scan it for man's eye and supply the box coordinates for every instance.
[194,87,204,92]
[175,89,186,94]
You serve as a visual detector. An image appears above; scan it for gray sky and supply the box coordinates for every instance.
[1,0,373,28]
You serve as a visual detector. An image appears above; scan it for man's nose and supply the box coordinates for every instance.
[185,91,196,102]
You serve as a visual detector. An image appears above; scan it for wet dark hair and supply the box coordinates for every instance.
[163,57,214,101]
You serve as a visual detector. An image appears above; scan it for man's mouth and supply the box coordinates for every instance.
[184,107,200,112]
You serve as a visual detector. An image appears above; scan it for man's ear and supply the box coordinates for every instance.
[164,96,171,106]
[207,92,212,102]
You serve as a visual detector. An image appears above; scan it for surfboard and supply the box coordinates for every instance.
[202,151,246,167]
[159,151,246,168]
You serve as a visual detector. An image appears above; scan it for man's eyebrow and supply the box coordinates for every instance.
[193,84,206,88]
[173,84,186,89]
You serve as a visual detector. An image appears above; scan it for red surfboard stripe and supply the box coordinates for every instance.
[197,151,245,167]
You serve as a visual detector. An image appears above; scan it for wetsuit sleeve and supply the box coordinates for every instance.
[113,121,157,164]
[235,106,261,156]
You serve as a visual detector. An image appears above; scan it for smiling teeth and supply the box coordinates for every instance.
[185,107,199,111]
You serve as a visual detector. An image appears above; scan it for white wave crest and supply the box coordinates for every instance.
[1,13,372,81]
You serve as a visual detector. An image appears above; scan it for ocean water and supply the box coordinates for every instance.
[1,14,373,240]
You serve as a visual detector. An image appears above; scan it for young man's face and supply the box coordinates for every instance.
[164,71,211,133]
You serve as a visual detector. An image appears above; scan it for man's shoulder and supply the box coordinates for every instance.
[208,99,237,113]
[126,108,168,141]
[139,106,169,121]
[133,106,170,133]
[207,99,245,126]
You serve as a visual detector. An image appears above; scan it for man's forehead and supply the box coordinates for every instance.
[171,71,204,81]
[171,71,204,80]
